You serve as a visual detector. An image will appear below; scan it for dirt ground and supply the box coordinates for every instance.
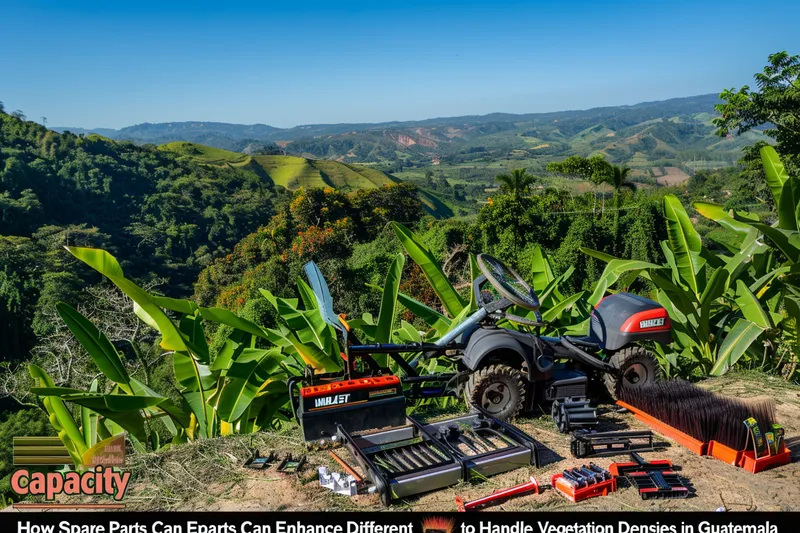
[656,167,691,186]
[7,373,799,513]
[196,374,800,513]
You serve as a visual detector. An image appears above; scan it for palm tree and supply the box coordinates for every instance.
[494,168,536,265]
[603,163,636,208]
[598,163,636,252]
[496,168,536,199]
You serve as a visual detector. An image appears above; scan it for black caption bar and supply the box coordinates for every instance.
[10,512,794,533]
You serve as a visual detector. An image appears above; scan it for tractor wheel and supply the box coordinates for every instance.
[465,364,525,420]
[603,346,663,399]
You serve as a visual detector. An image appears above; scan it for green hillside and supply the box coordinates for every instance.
[160,142,448,216]
[161,143,397,191]
[250,154,329,189]
[159,141,250,165]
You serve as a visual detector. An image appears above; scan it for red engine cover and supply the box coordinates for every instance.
[619,307,671,333]
[590,292,672,350]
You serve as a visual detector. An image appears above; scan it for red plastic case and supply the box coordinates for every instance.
[737,449,791,473]
[551,473,617,502]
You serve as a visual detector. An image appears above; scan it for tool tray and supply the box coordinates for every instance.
[337,420,463,506]
[337,412,541,506]
[421,412,540,478]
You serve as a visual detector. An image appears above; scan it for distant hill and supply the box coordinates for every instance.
[57,93,769,170]
[160,142,395,189]
[159,141,251,164]
[158,142,450,217]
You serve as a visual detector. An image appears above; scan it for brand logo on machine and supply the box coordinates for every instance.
[639,317,665,329]
[314,393,351,408]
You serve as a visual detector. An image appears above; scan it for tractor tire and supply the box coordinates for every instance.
[465,364,525,420]
[603,346,662,399]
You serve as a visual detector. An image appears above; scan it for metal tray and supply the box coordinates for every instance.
[337,411,541,506]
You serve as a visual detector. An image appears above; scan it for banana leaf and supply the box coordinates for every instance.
[394,320,422,344]
[179,313,210,364]
[31,388,164,442]
[296,278,319,310]
[693,202,752,235]
[585,256,663,305]
[374,252,405,343]
[735,222,800,264]
[82,379,99,448]
[66,247,188,352]
[266,294,334,351]
[254,382,291,429]
[173,352,216,392]
[31,388,166,411]
[149,295,199,315]
[217,348,283,422]
[210,337,245,373]
[392,222,465,318]
[699,268,729,339]
[777,175,800,231]
[129,377,190,433]
[182,391,214,439]
[663,195,705,297]
[381,286,452,336]
[710,319,764,376]
[55,302,132,393]
[735,280,775,329]
[29,365,87,462]
[542,292,585,323]
[579,247,616,264]
[199,306,271,340]
[374,254,405,365]
[749,266,790,296]
[760,145,790,206]
[529,245,556,292]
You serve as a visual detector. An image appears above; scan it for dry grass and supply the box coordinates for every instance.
[87,374,800,512]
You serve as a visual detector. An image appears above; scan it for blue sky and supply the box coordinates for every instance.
[1,0,798,129]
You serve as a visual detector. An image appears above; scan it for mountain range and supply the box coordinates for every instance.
[54,93,766,168]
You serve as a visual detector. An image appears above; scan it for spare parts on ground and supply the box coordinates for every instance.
[259,255,792,508]
[455,476,541,512]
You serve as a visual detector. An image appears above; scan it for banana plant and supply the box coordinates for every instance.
[388,225,588,344]
[520,245,590,335]
[582,194,782,376]
[30,246,319,456]
[29,301,185,458]
[392,222,467,319]
[693,145,800,368]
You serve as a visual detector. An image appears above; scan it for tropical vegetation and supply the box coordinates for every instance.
[1,50,799,501]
